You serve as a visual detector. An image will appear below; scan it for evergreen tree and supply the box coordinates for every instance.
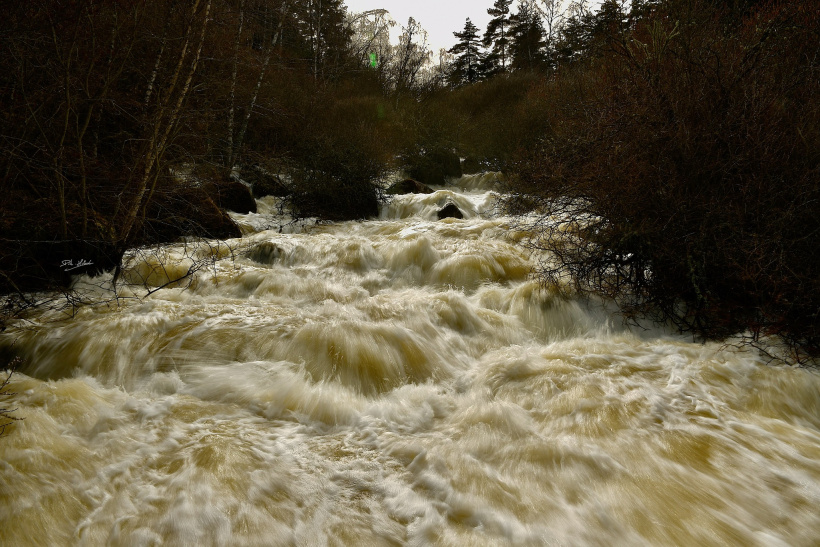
[483,0,514,75]
[509,1,547,71]
[291,0,353,80]
[447,18,484,86]
[554,9,593,65]
[554,0,628,65]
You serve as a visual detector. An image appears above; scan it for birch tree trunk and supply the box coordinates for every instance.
[314,0,322,81]
[232,1,288,168]
[119,0,212,245]
[144,8,173,110]
[227,0,246,169]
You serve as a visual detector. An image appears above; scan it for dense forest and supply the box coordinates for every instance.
[1,0,818,360]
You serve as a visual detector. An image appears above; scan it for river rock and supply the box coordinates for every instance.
[247,241,284,264]
[437,202,464,220]
[244,165,291,198]
[0,237,121,294]
[386,179,434,195]
[205,179,257,214]
[144,185,242,243]
[461,156,482,174]
[407,148,463,186]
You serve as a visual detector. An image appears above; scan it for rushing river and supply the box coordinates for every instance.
[1,174,820,546]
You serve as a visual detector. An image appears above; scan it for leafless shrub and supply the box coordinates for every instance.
[504,0,820,362]
[0,357,23,438]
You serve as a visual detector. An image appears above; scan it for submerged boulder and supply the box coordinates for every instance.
[437,203,464,220]
[247,241,284,264]
[386,179,434,195]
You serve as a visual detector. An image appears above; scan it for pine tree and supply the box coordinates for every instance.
[483,0,514,75]
[509,1,547,71]
[554,0,628,65]
[291,0,353,80]
[447,18,484,86]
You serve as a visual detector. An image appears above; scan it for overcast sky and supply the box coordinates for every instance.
[343,0,494,56]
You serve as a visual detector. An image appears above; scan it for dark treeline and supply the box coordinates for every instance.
[2,0,819,360]
[439,0,820,360]
[0,0,412,298]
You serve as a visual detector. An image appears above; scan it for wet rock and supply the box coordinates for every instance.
[406,148,463,186]
[437,203,464,220]
[386,179,434,195]
[243,166,291,198]
[247,241,284,264]
[205,179,257,214]
[144,185,242,244]
[461,156,482,174]
[0,238,121,293]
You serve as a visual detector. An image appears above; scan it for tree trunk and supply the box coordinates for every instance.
[144,10,172,110]
[233,1,287,167]
[227,0,245,169]
[119,0,212,246]
[51,17,81,240]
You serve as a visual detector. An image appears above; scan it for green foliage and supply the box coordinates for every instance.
[483,0,515,74]
[402,147,462,186]
[508,1,549,70]
[281,90,396,221]
[413,71,550,170]
[286,135,385,221]
[448,19,486,86]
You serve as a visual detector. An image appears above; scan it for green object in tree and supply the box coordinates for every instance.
[369,52,378,68]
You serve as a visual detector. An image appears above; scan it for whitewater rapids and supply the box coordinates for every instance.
[1,174,819,546]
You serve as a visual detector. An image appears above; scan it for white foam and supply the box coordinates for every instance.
[2,180,820,546]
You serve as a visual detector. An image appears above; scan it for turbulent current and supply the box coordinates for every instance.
[2,174,820,546]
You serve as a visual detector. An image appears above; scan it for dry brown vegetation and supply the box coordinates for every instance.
[0,358,22,437]
[495,0,820,359]
[0,0,399,299]
[2,0,818,360]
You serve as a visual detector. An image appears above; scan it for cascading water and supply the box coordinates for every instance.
[1,174,819,546]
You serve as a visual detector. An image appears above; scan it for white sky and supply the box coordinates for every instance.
[343,0,494,56]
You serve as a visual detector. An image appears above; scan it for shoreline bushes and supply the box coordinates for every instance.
[0,1,397,297]
[502,0,820,359]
